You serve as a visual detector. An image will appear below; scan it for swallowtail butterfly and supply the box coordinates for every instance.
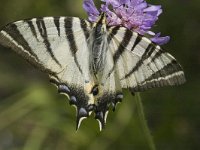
[0,13,185,130]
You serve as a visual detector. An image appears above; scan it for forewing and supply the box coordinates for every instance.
[0,17,91,74]
[0,17,95,129]
[107,26,186,92]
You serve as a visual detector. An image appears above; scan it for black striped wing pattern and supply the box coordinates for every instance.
[0,16,185,131]
[107,26,185,92]
[93,26,185,130]
[0,17,95,129]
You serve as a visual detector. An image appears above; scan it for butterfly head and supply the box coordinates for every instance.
[97,13,107,24]
[93,13,107,33]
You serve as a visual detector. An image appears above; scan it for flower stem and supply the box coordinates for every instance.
[135,93,156,150]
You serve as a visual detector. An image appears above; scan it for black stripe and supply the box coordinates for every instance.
[54,17,60,36]
[4,23,39,61]
[123,43,155,79]
[107,29,132,77]
[64,17,77,54]
[143,60,182,84]
[107,26,120,45]
[80,19,90,39]
[145,43,156,59]
[147,46,163,84]
[97,13,105,24]
[113,29,133,64]
[26,20,38,41]
[150,48,168,86]
[131,60,184,91]
[64,17,83,74]
[36,18,61,67]
[151,48,164,62]
[131,35,142,51]
[146,42,157,57]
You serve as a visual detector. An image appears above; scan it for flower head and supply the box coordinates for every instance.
[83,0,170,45]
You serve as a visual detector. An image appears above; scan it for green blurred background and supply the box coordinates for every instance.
[0,0,199,149]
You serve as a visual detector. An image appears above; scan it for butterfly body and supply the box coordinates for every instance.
[90,14,108,76]
[0,14,185,130]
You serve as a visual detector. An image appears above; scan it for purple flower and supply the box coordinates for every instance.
[83,0,100,22]
[83,0,170,45]
[151,32,170,45]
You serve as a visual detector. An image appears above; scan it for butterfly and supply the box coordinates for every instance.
[0,13,185,130]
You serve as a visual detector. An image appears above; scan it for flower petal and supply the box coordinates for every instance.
[83,0,100,22]
[151,33,170,45]
[134,2,148,11]
[144,5,161,12]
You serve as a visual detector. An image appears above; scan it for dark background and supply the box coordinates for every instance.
[0,0,199,149]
